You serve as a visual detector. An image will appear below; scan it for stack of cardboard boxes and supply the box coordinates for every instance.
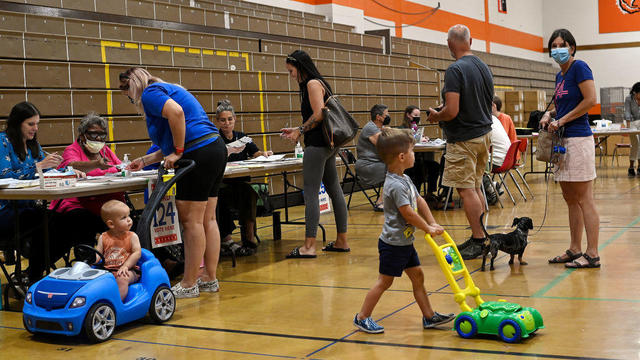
[500,90,547,127]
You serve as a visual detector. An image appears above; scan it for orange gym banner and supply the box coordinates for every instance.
[599,0,640,33]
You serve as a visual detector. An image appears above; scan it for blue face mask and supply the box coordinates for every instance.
[551,47,571,64]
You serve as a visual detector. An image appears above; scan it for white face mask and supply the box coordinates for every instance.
[84,139,105,154]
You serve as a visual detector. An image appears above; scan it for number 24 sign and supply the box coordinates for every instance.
[147,179,182,248]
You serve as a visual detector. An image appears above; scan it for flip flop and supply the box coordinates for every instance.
[286,247,317,259]
[548,249,582,263]
[373,203,384,212]
[565,253,601,268]
[322,241,350,252]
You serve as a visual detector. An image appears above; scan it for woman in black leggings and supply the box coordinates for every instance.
[280,50,349,258]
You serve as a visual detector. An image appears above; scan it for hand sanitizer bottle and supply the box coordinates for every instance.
[122,153,131,176]
[295,142,303,158]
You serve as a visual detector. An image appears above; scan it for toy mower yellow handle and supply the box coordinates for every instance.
[424,231,484,312]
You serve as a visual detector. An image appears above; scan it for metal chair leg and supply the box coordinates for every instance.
[509,171,527,201]
[443,187,453,211]
[480,180,489,211]
[496,173,516,205]
[487,177,504,208]
[515,168,534,198]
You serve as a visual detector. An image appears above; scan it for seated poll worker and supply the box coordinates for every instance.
[214,100,273,256]
[50,113,125,246]
[0,102,85,282]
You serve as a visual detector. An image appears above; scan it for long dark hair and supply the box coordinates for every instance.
[5,101,41,161]
[286,50,333,94]
[403,105,419,128]
[631,82,640,95]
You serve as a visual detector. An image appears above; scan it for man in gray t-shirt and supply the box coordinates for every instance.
[380,172,419,246]
[355,105,389,209]
[426,24,493,260]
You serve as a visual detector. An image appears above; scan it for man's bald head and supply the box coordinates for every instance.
[448,24,470,43]
[447,24,472,59]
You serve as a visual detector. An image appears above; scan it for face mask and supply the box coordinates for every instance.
[551,47,571,64]
[85,139,105,154]
[383,115,391,126]
[412,116,420,125]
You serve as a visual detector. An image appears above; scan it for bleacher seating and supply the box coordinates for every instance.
[0,0,556,208]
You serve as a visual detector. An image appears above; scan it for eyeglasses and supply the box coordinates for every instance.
[85,131,108,141]
[119,71,131,91]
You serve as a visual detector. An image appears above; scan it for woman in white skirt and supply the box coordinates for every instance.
[541,29,601,268]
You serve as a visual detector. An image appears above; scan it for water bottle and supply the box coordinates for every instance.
[295,142,303,158]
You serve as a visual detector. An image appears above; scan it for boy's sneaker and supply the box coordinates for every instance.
[197,278,220,292]
[353,314,384,334]
[171,282,200,298]
[423,312,456,328]
[459,237,485,260]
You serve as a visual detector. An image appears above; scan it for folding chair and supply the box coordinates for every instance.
[491,140,527,205]
[338,149,382,209]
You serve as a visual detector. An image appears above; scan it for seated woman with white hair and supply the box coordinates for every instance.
[50,113,125,248]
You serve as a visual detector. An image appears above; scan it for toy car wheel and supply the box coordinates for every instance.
[455,315,477,339]
[498,319,522,343]
[149,286,175,323]
[84,302,116,343]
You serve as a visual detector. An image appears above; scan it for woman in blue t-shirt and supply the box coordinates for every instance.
[540,29,601,269]
[120,67,228,298]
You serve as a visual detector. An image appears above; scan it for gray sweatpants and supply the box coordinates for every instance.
[303,145,348,238]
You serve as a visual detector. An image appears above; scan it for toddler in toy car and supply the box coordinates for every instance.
[97,200,142,300]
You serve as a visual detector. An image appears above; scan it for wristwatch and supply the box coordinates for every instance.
[298,126,304,135]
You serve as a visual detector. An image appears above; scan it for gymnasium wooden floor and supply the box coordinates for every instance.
[2,160,640,359]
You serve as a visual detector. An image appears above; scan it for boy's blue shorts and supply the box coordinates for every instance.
[378,239,421,277]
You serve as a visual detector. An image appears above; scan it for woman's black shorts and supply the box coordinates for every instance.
[176,137,227,201]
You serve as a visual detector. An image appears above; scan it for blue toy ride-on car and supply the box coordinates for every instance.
[22,159,196,342]
[22,244,175,342]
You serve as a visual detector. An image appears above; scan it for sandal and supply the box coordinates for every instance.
[565,253,601,268]
[285,247,316,259]
[322,241,350,252]
[373,203,384,212]
[548,249,582,263]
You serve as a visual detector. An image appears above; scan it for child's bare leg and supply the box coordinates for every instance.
[116,275,129,301]
[405,267,435,319]
[357,274,394,320]
[116,270,139,301]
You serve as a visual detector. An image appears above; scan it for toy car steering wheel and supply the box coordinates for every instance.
[73,244,106,269]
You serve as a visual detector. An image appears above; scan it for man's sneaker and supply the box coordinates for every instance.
[197,278,220,293]
[459,238,485,260]
[629,168,636,177]
[353,314,384,334]
[171,281,200,298]
[423,312,456,328]
[457,237,475,251]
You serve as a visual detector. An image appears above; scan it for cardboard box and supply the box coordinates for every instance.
[505,90,524,102]
[523,90,546,103]
[505,102,524,113]
[507,111,525,126]
[524,100,546,112]
[40,171,77,189]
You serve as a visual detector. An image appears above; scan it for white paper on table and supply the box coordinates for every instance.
[246,154,286,162]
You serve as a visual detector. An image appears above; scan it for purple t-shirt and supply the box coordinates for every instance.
[554,60,594,138]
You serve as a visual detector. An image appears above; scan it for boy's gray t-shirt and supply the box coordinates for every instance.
[380,172,419,246]
[356,121,382,163]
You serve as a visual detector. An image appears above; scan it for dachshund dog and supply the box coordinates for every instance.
[479,214,534,271]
